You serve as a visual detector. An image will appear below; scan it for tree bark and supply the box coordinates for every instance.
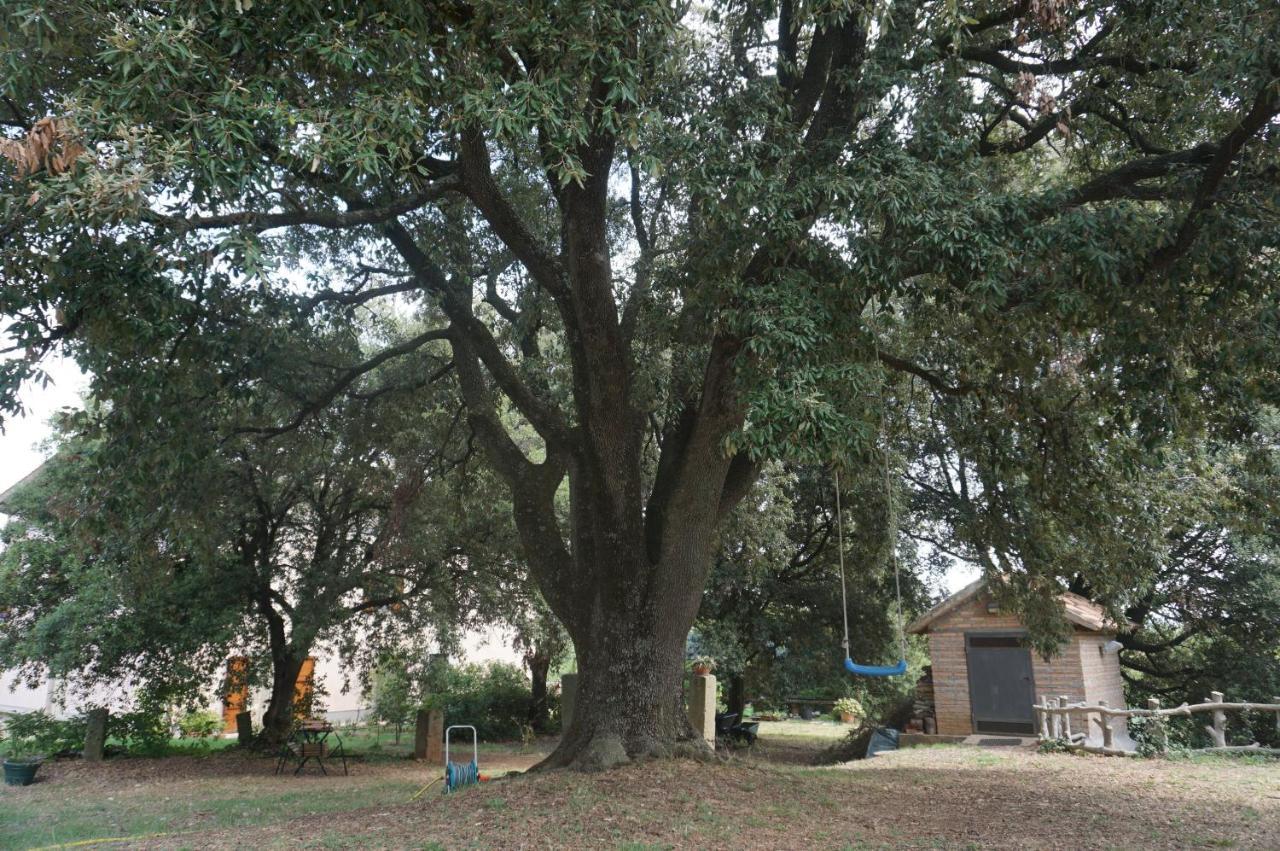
[534,548,716,771]
[727,674,747,719]
[259,650,307,747]
[526,648,552,732]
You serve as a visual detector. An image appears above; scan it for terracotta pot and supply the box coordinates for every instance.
[840,712,855,724]
[691,664,712,676]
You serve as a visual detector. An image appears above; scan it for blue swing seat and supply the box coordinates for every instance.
[844,656,907,677]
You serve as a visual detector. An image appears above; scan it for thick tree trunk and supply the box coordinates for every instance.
[259,651,306,747]
[444,125,752,772]
[535,561,712,771]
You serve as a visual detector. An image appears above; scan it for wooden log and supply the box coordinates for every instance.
[1038,694,1050,740]
[1188,745,1280,754]
[1028,700,1280,718]
[1204,691,1227,748]
[1059,696,1072,741]
[1099,700,1113,749]
[1070,742,1139,757]
[1205,742,1260,751]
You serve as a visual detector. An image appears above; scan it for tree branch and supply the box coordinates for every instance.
[151,182,458,234]
[235,328,453,438]
[878,351,975,396]
[458,128,567,299]
[381,219,574,447]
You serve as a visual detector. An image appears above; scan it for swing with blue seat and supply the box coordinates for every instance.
[833,437,908,678]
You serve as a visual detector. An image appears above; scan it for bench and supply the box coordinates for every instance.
[783,697,837,718]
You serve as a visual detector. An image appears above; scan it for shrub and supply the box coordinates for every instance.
[1037,737,1073,754]
[178,710,222,739]
[1,711,86,755]
[430,662,532,741]
[110,700,172,756]
[833,697,865,720]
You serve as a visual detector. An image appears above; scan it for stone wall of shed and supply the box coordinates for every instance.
[925,592,1092,736]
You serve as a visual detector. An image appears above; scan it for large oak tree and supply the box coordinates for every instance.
[2,1,1277,768]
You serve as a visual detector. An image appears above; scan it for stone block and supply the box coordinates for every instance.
[687,674,716,745]
[84,707,108,762]
[415,708,445,764]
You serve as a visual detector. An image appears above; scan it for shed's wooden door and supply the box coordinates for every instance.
[965,634,1036,735]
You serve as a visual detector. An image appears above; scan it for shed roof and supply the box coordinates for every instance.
[907,578,1119,635]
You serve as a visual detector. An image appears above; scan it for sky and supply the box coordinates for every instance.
[0,353,89,496]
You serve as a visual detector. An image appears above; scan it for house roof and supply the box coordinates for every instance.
[906,578,1120,634]
[0,461,48,513]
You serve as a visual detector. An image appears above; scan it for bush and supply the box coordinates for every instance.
[1,711,87,755]
[178,710,221,739]
[833,697,865,720]
[110,700,172,756]
[1036,737,1073,754]
[428,662,532,741]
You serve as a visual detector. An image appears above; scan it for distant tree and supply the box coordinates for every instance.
[0,438,244,703]
[511,593,570,732]
[698,464,927,716]
[370,656,416,744]
[906,405,1280,703]
[0,325,512,744]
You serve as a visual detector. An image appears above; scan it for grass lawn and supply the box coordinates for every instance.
[753,718,851,740]
[1,730,1276,849]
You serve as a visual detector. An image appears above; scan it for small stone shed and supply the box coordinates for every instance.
[908,579,1126,739]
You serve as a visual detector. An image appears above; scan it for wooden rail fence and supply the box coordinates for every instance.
[1034,691,1280,756]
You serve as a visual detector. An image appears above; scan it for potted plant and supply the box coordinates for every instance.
[689,656,716,677]
[833,697,864,725]
[3,737,45,787]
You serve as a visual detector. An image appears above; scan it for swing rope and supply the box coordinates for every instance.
[835,404,908,677]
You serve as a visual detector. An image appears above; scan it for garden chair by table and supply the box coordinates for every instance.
[275,718,348,776]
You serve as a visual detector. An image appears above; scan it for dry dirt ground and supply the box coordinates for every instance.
[2,742,1277,850]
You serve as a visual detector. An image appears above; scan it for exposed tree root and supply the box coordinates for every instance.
[532,726,718,772]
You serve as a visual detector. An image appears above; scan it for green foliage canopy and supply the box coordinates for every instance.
[1,1,1278,754]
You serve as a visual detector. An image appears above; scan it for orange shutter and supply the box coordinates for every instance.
[293,657,317,721]
[222,656,250,733]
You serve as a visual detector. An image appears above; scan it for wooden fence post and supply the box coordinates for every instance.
[413,708,445,764]
[1205,691,1227,748]
[1098,700,1114,750]
[1147,698,1166,755]
[1037,696,1050,740]
[1059,696,1072,741]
